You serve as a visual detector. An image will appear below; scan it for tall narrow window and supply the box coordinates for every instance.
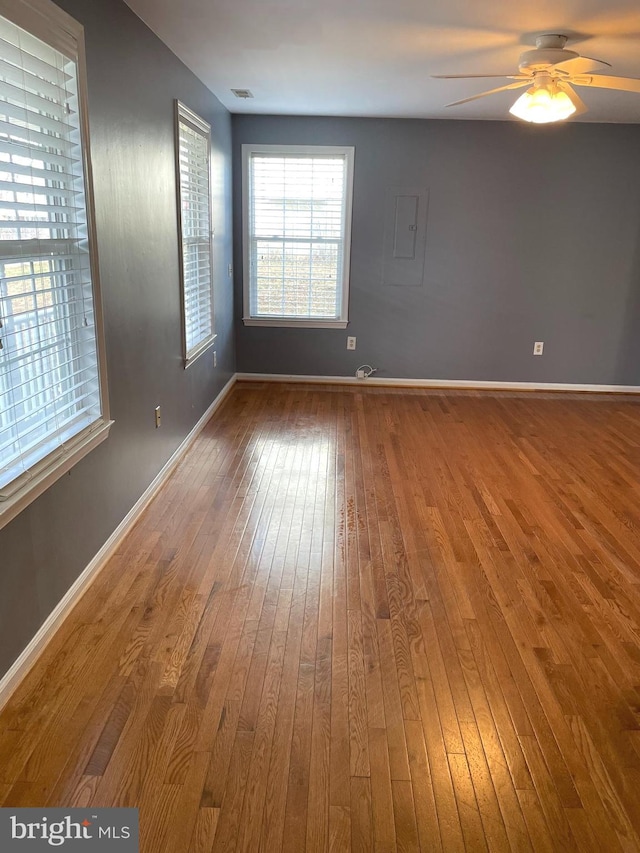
[242,144,354,328]
[175,102,214,365]
[0,0,111,529]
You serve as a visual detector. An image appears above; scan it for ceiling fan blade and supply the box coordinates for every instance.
[445,80,530,108]
[432,74,528,80]
[555,81,588,115]
[554,56,612,75]
[569,74,640,94]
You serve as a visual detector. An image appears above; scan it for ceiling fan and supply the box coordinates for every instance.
[433,34,640,123]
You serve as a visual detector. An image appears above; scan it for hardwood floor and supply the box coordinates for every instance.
[1,382,640,851]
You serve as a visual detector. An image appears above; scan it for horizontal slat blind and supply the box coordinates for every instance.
[0,10,101,495]
[247,152,348,320]
[177,105,213,361]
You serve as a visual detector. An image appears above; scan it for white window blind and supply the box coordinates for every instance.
[242,145,354,328]
[176,102,214,364]
[0,4,108,506]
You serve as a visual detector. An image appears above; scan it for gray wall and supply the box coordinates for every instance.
[233,115,640,385]
[0,0,234,677]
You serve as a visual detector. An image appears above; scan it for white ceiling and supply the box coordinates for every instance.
[123,0,640,122]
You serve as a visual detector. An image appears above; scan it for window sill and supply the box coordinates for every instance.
[0,419,114,532]
[243,318,349,329]
[184,334,217,369]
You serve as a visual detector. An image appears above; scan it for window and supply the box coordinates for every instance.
[175,101,215,365]
[242,144,354,328]
[0,0,111,529]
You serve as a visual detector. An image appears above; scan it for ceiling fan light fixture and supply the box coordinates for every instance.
[509,84,576,123]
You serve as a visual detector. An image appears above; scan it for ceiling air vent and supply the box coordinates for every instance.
[231,88,253,99]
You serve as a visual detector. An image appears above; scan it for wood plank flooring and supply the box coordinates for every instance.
[2,382,640,851]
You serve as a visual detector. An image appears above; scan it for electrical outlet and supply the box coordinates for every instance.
[228,264,233,278]
[533,341,544,356]
[356,369,366,379]
[213,350,217,368]
[347,336,356,350]
[155,405,161,428]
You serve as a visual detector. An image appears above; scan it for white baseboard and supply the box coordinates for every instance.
[236,372,640,394]
[0,375,237,713]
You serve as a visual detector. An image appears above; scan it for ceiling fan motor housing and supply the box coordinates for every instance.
[519,48,579,72]
[518,34,578,72]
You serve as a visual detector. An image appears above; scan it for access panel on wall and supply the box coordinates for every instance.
[382,186,429,288]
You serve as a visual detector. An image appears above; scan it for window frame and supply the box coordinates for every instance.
[174,100,216,367]
[241,143,355,329]
[0,0,112,531]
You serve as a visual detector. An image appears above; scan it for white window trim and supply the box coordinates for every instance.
[241,144,354,329]
[175,101,216,367]
[0,0,112,531]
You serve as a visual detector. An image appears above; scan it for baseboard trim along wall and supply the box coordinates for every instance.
[0,375,237,713]
[236,373,640,394]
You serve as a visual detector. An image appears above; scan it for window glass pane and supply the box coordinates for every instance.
[246,149,351,323]
[0,11,101,494]
[177,107,213,361]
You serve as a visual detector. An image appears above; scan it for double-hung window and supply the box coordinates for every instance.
[0,0,111,529]
[175,101,215,366]
[242,144,354,328]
